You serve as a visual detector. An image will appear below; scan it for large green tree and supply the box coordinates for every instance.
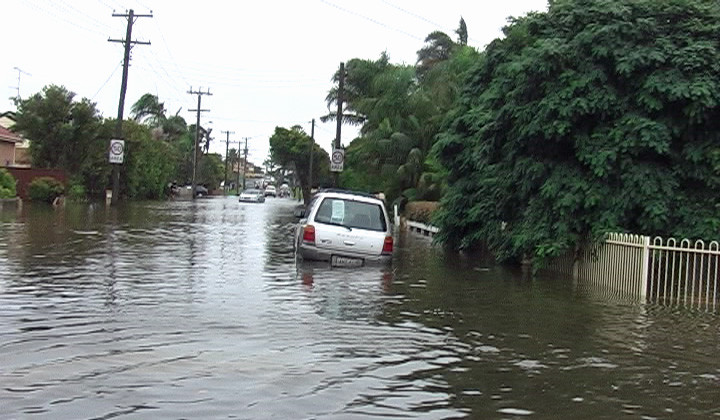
[269,126,329,205]
[14,85,102,176]
[434,0,720,264]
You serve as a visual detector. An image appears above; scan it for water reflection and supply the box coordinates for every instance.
[1,199,720,419]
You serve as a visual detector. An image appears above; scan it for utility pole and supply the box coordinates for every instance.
[309,118,315,193]
[221,130,235,194]
[242,137,249,190]
[108,9,152,205]
[187,87,212,199]
[334,62,345,187]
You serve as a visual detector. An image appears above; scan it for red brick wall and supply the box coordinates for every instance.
[5,168,68,200]
[0,142,14,167]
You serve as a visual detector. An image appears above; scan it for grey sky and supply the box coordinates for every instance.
[2,0,548,165]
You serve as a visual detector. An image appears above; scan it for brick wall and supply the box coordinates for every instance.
[5,168,67,200]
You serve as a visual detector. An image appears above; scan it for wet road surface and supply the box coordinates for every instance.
[1,197,719,419]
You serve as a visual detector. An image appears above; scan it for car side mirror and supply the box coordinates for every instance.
[293,207,306,218]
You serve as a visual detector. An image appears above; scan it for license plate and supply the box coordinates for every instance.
[331,255,364,267]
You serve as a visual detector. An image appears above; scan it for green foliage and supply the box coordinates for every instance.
[14,86,200,201]
[0,169,17,199]
[28,177,64,203]
[66,182,87,201]
[119,120,178,200]
[13,84,109,197]
[434,0,720,264]
[14,85,102,176]
[269,126,330,203]
[331,44,479,204]
[131,93,166,126]
[198,153,224,191]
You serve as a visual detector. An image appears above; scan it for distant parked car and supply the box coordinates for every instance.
[239,188,265,203]
[194,185,209,197]
[264,185,277,197]
[294,189,393,267]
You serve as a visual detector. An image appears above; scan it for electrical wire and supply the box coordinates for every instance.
[319,0,424,42]
[18,0,108,37]
[91,59,123,100]
[380,0,481,45]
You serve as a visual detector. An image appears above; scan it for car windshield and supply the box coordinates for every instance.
[314,198,386,231]
[243,189,261,194]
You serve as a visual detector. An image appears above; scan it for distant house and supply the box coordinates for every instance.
[0,111,30,168]
[0,111,15,129]
[0,125,22,167]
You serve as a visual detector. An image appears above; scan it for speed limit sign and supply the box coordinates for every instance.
[330,148,344,172]
[109,139,124,164]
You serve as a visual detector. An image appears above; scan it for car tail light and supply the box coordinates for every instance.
[302,225,316,244]
[382,235,393,255]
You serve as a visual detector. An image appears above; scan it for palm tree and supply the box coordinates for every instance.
[416,31,456,81]
[456,17,468,46]
[130,94,166,127]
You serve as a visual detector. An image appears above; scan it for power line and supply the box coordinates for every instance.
[91,59,123,100]
[153,17,191,88]
[19,0,108,37]
[380,0,481,44]
[319,0,423,42]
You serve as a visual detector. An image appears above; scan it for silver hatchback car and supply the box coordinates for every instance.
[294,189,393,266]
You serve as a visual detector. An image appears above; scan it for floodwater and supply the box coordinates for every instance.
[1,198,719,419]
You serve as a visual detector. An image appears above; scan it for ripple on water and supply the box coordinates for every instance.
[3,199,720,419]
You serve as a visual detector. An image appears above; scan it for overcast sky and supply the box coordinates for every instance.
[2,0,548,166]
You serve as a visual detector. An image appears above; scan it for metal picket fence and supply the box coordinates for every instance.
[551,233,720,311]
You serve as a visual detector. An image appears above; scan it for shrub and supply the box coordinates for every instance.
[66,182,87,202]
[0,169,17,199]
[405,201,439,224]
[28,177,64,203]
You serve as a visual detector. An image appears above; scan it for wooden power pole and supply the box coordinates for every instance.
[187,87,211,199]
[334,62,345,188]
[242,137,249,190]
[222,130,235,194]
[309,118,315,192]
[108,9,152,205]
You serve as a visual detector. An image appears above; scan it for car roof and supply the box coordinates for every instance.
[314,189,385,204]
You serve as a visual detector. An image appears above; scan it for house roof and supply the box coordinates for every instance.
[0,111,16,121]
[0,125,22,143]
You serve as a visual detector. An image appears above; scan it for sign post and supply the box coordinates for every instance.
[330,148,344,172]
[109,139,125,164]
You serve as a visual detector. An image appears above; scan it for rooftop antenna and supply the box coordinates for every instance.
[12,67,31,100]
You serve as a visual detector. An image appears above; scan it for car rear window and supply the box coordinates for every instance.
[314,198,387,231]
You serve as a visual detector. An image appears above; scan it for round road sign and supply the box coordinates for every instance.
[332,150,343,164]
[111,141,124,155]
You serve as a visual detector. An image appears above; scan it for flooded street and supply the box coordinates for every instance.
[1,197,719,419]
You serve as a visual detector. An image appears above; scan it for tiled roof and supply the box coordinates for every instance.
[0,125,22,143]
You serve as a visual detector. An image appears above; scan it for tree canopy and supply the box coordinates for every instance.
[268,126,330,204]
[433,0,720,263]
[13,85,224,199]
[327,27,479,202]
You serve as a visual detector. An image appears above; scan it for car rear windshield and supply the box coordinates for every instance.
[314,198,387,231]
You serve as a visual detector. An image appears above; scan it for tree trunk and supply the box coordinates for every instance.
[302,185,312,206]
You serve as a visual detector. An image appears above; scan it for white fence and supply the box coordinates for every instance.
[394,204,439,237]
[556,233,720,310]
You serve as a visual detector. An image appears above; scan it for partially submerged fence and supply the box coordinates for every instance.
[556,233,720,310]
